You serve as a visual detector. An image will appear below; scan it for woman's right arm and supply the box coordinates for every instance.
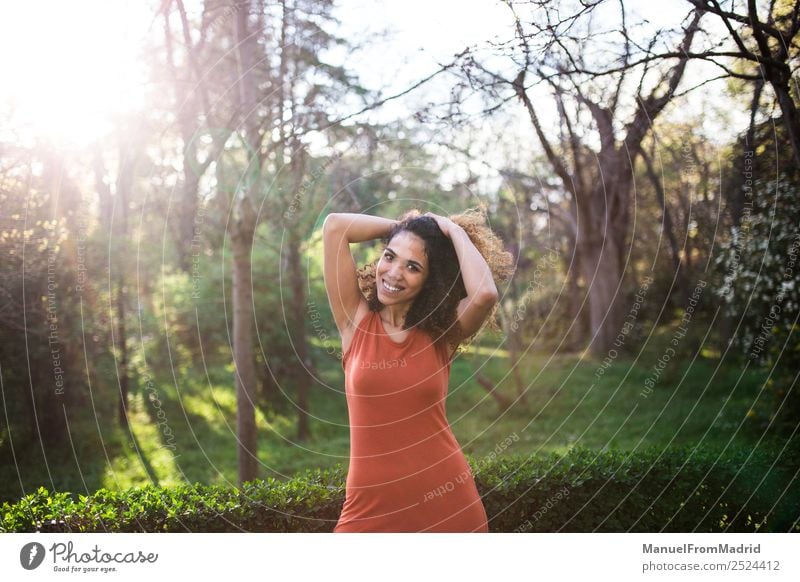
[322,213,397,335]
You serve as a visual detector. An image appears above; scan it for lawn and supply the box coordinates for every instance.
[0,324,787,503]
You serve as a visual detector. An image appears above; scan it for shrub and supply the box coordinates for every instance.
[2,444,797,532]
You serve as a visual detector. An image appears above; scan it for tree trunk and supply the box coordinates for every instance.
[499,326,526,403]
[572,162,630,357]
[497,281,528,403]
[116,272,129,427]
[641,148,687,300]
[476,373,512,411]
[178,168,201,272]
[766,70,800,168]
[288,233,312,441]
[113,145,131,428]
[232,196,258,484]
[563,231,584,351]
[507,317,528,403]
[578,217,625,357]
[232,0,262,486]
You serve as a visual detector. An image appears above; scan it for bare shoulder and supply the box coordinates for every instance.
[340,299,371,357]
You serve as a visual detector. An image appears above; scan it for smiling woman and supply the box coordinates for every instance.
[322,208,513,532]
[0,0,149,146]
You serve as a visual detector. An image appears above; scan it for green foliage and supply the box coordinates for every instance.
[1,466,347,533]
[3,444,796,532]
[476,442,799,533]
[0,185,87,447]
[712,124,800,434]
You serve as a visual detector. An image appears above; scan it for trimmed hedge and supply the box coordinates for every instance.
[2,444,798,532]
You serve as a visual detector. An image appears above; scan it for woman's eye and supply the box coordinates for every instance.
[383,253,417,271]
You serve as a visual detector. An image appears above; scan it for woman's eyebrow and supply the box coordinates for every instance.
[385,247,425,270]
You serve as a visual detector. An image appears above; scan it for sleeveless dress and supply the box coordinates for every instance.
[333,309,489,532]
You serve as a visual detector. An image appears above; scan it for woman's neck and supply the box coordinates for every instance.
[380,304,410,328]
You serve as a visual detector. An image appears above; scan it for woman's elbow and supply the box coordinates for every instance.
[323,213,341,234]
[476,288,499,306]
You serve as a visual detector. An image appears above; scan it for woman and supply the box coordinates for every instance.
[322,208,513,532]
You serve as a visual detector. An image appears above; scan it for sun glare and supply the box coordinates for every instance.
[0,0,150,147]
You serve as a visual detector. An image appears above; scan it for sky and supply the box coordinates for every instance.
[329,0,698,103]
[0,0,749,156]
[0,0,152,147]
[332,0,514,101]
[325,0,745,191]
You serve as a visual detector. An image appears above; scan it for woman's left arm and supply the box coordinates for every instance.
[424,212,499,338]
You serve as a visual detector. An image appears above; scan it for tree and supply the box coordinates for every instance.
[453,1,702,355]
[161,0,235,272]
[713,118,800,434]
[685,0,800,167]
[161,0,370,480]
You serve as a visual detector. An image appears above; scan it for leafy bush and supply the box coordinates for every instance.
[2,444,797,532]
[712,124,800,435]
[475,443,798,533]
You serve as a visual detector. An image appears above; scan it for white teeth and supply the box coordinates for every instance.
[382,279,403,293]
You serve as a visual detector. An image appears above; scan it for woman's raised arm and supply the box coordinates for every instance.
[423,212,500,341]
[322,213,397,335]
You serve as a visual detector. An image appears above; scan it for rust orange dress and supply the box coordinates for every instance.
[333,309,489,533]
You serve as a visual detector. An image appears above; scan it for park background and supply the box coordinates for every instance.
[0,0,798,531]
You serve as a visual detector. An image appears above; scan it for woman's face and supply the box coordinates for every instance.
[376,231,429,306]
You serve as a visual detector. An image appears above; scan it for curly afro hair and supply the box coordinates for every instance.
[356,207,514,356]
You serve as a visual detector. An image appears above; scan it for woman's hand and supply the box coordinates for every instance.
[423,212,459,239]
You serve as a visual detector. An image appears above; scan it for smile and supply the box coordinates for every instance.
[381,279,404,293]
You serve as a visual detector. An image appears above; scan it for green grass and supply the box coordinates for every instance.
[0,324,789,503]
[449,349,771,457]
